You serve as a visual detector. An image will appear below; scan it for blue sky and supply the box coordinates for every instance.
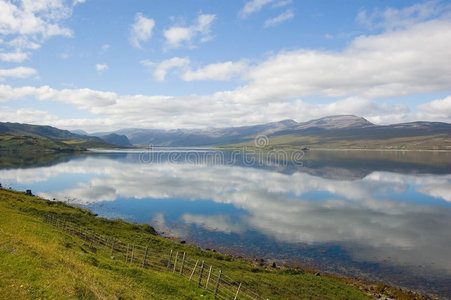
[0,0,450,132]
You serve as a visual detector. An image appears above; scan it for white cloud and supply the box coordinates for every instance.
[101,44,110,51]
[1,4,451,130]
[95,63,109,74]
[240,0,277,17]
[357,0,447,31]
[0,83,412,131]
[144,57,190,82]
[143,58,248,82]
[230,17,451,104]
[6,36,41,50]
[0,66,37,79]
[0,51,28,62]
[0,0,81,55]
[417,96,451,119]
[182,214,245,234]
[163,27,193,48]
[195,14,215,34]
[163,14,215,49]
[129,13,155,49]
[264,8,294,27]
[0,106,58,124]
[182,60,248,81]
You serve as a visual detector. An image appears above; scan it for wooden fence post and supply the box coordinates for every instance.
[167,249,173,269]
[142,246,149,268]
[111,240,115,257]
[125,243,130,263]
[234,282,242,300]
[173,252,179,273]
[179,252,186,275]
[189,260,199,281]
[89,230,93,248]
[214,270,222,299]
[197,261,205,288]
[205,265,212,289]
[130,244,135,264]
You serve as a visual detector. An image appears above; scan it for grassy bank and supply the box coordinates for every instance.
[0,188,426,299]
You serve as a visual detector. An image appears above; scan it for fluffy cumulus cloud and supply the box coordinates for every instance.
[163,14,215,49]
[417,96,451,119]
[142,57,190,82]
[0,107,58,124]
[0,66,37,79]
[235,18,451,103]
[129,13,155,49]
[0,51,28,63]
[0,0,82,56]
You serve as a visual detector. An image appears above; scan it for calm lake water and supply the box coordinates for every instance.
[1,149,451,298]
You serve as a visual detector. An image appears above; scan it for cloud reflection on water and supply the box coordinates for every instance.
[1,154,451,276]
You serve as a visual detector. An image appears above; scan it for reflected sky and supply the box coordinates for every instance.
[1,150,450,297]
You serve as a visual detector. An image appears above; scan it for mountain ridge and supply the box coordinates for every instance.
[88,115,451,149]
[2,116,450,150]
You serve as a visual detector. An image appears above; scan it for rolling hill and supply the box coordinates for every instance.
[0,122,130,152]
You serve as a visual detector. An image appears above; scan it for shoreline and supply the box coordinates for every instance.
[0,185,439,299]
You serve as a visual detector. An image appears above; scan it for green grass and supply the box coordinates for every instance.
[0,188,389,299]
[0,134,84,152]
[0,133,127,153]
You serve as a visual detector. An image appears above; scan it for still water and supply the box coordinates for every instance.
[1,149,450,298]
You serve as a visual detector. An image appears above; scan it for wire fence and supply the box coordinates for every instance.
[43,214,267,300]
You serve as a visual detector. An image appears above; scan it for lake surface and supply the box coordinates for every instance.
[1,149,451,298]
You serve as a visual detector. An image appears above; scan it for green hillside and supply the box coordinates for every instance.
[0,134,84,152]
[0,122,123,152]
[0,122,84,140]
[1,188,420,299]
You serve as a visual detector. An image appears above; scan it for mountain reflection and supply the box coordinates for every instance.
[1,151,450,295]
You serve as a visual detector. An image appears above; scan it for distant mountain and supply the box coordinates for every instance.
[268,117,451,150]
[92,115,451,150]
[97,119,302,146]
[98,133,132,147]
[294,115,373,130]
[71,129,89,135]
